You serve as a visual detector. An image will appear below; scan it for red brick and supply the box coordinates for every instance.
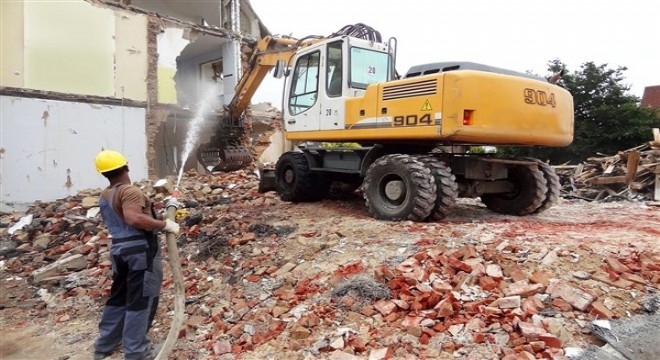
[545,280,595,311]
[479,276,498,291]
[474,333,486,343]
[518,322,546,338]
[213,340,232,355]
[504,281,545,297]
[368,347,393,360]
[620,272,647,285]
[483,306,503,316]
[591,273,635,289]
[606,257,631,274]
[486,264,504,279]
[503,264,527,282]
[538,333,562,348]
[384,312,399,322]
[529,271,552,287]
[552,298,573,312]
[434,297,454,318]
[493,296,521,309]
[521,298,539,316]
[529,341,546,352]
[590,301,615,319]
[448,257,473,272]
[374,300,397,316]
[401,315,423,327]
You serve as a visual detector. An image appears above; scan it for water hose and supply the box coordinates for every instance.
[155,190,185,360]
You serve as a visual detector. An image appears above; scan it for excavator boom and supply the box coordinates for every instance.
[197,35,320,172]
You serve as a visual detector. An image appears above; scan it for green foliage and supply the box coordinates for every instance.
[500,60,659,163]
[321,142,361,149]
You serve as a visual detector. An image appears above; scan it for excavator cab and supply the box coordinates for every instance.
[196,24,393,172]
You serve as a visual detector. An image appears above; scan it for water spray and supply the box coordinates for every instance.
[176,86,218,188]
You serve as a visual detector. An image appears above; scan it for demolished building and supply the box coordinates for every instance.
[0,0,273,205]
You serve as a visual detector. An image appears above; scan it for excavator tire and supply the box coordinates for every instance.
[523,158,560,213]
[363,154,436,221]
[481,164,548,216]
[275,152,328,202]
[414,155,458,221]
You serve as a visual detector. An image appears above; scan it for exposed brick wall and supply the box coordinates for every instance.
[641,85,660,109]
[145,15,171,178]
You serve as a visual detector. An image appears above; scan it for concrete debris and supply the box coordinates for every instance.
[0,169,658,359]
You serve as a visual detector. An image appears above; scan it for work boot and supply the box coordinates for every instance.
[92,352,111,360]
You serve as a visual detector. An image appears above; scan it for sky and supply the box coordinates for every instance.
[248,0,660,107]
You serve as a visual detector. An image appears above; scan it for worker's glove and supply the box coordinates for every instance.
[163,219,180,235]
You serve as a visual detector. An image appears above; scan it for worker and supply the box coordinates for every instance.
[92,150,180,360]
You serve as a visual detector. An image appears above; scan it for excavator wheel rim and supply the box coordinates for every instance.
[363,154,436,221]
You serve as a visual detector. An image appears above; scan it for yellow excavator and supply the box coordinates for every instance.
[197,24,574,221]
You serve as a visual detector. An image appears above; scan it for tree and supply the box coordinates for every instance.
[500,60,659,163]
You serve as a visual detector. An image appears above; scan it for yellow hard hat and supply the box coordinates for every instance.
[95,150,128,173]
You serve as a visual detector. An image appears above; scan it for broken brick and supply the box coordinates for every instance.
[538,333,562,348]
[620,272,647,285]
[493,295,521,309]
[545,280,595,311]
[504,281,545,297]
[529,271,552,287]
[590,301,615,319]
[518,322,546,338]
[212,340,232,355]
[591,272,635,289]
[433,297,454,318]
[551,298,573,312]
[374,300,396,316]
[486,264,504,279]
[368,347,393,360]
[479,276,499,291]
[605,257,631,274]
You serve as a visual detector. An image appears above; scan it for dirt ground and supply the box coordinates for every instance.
[1,172,659,359]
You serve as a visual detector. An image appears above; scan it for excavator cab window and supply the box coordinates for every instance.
[288,51,320,115]
[349,47,390,89]
[326,41,343,97]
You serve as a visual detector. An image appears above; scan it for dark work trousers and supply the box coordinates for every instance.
[93,237,163,360]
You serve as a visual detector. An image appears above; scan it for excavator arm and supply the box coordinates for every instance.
[197,35,320,172]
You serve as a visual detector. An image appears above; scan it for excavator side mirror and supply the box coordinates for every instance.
[273,60,287,79]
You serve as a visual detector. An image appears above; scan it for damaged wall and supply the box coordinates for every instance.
[1,0,269,203]
[0,0,149,101]
[0,96,148,204]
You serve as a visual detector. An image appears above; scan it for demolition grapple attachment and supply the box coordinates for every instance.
[196,115,252,172]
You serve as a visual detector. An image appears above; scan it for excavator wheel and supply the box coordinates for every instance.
[363,154,437,221]
[275,152,328,202]
[481,164,548,216]
[414,155,458,221]
[523,158,560,213]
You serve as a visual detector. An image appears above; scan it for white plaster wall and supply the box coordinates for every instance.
[0,96,148,204]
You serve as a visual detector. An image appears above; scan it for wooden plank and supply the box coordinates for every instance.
[574,163,584,176]
[604,164,616,174]
[655,174,660,201]
[625,151,640,185]
[653,128,659,142]
[587,175,627,185]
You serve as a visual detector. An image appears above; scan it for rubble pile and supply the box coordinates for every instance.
[1,169,660,359]
[554,141,660,202]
